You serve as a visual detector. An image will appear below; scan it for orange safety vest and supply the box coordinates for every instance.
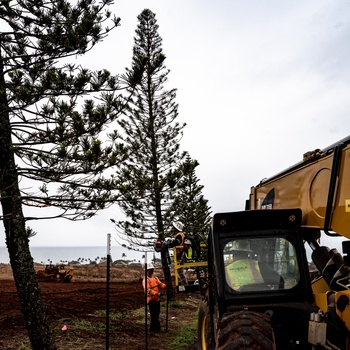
[142,276,166,303]
[174,232,186,260]
[225,259,264,290]
[174,232,185,246]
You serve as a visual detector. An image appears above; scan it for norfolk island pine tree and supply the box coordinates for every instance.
[112,9,188,299]
[0,1,145,348]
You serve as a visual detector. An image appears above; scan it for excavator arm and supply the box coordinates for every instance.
[248,135,350,239]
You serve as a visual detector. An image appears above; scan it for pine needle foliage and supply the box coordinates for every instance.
[170,155,211,238]
[0,1,144,349]
[0,1,146,221]
[113,9,187,251]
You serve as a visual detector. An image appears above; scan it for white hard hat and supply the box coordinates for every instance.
[230,240,252,252]
[173,221,184,232]
[184,239,192,245]
[146,263,155,270]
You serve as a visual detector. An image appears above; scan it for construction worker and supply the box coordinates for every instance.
[177,239,193,285]
[181,239,193,262]
[167,221,188,285]
[142,263,166,332]
[153,221,186,270]
[225,240,284,291]
[169,221,185,246]
[167,221,186,255]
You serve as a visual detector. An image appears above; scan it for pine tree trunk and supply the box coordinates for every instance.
[0,63,56,349]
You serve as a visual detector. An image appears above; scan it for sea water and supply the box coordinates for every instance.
[0,245,147,264]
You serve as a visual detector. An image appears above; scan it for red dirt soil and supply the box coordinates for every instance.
[0,264,200,350]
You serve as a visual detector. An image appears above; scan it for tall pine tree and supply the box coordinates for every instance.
[0,1,143,348]
[170,155,211,239]
[113,9,187,297]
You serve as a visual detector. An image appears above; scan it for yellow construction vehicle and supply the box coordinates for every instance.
[155,236,208,293]
[198,135,350,349]
[37,263,74,283]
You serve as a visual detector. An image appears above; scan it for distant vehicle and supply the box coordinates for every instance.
[37,263,74,283]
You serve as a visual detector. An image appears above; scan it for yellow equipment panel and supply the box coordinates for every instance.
[250,138,350,239]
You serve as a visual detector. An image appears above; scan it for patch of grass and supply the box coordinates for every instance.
[130,306,147,324]
[53,320,106,350]
[18,342,31,350]
[170,316,198,350]
[129,306,145,319]
[94,309,125,320]
[71,319,106,332]
[94,308,146,328]
[62,342,104,350]
[168,299,184,308]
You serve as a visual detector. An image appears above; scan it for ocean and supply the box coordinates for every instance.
[0,245,148,265]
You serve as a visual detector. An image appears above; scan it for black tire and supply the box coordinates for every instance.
[217,311,275,350]
[197,300,214,350]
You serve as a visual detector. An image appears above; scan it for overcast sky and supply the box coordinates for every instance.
[2,0,350,253]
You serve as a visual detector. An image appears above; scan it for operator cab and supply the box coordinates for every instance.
[210,209,314,307]
[207,210,318,349]
[223,237,300,293]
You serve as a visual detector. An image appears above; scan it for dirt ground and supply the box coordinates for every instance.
[0,264,200,350]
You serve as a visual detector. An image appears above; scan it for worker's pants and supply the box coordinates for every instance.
[178,268,187,285]
[148,300,161,332]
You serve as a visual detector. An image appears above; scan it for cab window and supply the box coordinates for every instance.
[224,237,300,292]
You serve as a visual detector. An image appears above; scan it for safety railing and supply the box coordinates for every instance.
[173,244,208,291]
